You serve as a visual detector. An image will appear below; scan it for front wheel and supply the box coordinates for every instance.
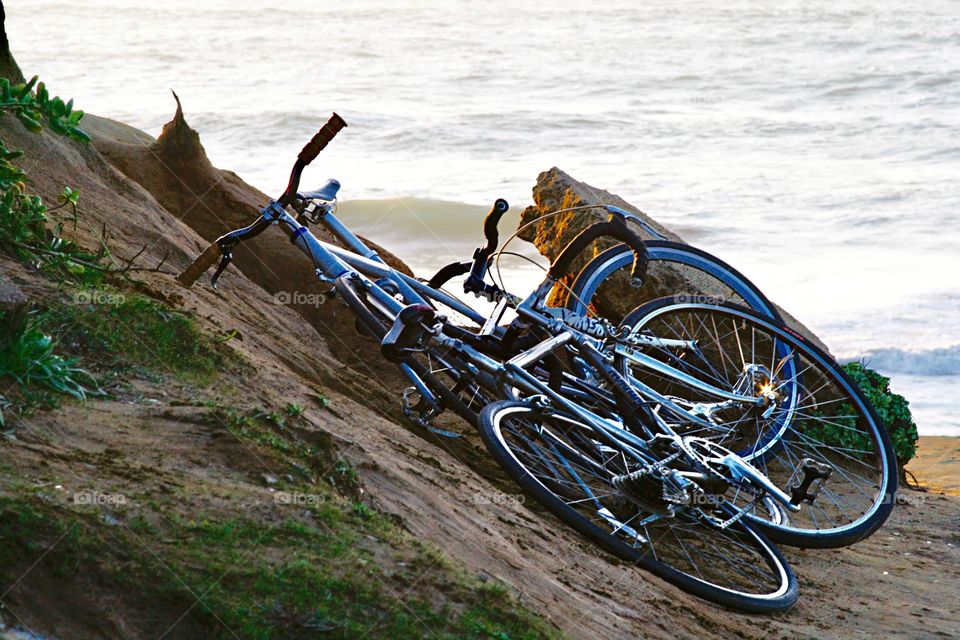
[477,400,798,613]
[618,299,898,548]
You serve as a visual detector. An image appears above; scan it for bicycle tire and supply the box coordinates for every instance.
[477,399,799,612]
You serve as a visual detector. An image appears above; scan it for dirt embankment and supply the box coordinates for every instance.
[0,49,958,640]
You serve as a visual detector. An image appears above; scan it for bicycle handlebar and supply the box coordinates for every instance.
[480,198,510,256]
[426,198,510,296]
[176,113,347,288]
[548,213,647,287]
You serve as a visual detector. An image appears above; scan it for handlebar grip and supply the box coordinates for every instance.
[481,199,509,253]
[548,215,648,287]
[176,242,222,288]
[298,113,348,165]
[427,260,472,289]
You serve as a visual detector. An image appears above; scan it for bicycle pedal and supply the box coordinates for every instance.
[400,387,460,437]
[787,458,833,506]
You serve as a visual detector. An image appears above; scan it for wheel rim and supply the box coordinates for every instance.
[620,307,800,461]
[491,404,792,600]
[566,242,780,323]
[567,243,800,432]
[622,303,892,538]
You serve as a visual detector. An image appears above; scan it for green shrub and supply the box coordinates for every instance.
[0,76,89,142]
[803,362,918,472]
[0,75,103,285]
[842,361,919,466]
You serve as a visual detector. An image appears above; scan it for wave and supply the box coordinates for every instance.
[844,345,960,377]
[337,196,537,252]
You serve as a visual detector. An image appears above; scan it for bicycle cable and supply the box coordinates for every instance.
[492,204,612,318]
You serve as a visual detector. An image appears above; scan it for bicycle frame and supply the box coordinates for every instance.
[258,196,800,513]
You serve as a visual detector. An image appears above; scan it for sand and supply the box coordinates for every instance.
[907,436,960,495]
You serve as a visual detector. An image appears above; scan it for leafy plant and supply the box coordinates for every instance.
[0,75,105,285]
[284,402,305,418]
[0,311,97,425]
[0,76,90,142]
[803,362,918,474]
[843,362,918,466]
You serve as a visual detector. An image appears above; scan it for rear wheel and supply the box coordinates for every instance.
[477,400,798,612]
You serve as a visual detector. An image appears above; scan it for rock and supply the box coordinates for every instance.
[518,168,688,316]
[89,93,415,366]
[102,514,122,527]
[0,274,28,337]
[519,167,828,351]
[81,113,155,147]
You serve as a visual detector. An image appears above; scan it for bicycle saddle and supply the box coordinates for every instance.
[299,179,341,202]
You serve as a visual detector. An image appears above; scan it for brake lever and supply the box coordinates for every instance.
[210,249,233,289]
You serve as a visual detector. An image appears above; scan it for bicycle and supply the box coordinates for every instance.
[176,115,897,611]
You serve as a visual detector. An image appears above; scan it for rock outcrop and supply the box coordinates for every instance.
[520,167,828,351]
[0,4,24,84]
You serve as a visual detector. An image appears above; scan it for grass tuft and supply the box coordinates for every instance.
[43,292,227,384]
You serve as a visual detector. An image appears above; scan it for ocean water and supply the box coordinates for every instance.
[7,1,959,434]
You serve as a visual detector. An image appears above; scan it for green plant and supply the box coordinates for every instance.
[0,75,106,285]
[284,402,305,418]
[0,495,558,640]
[254,407,287,429]
[43,295,225,383]
[0,184,107,285]
[0,311,97,425]
[843,362,919,467]
[803,362,918,475]
[0,76,90,142]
